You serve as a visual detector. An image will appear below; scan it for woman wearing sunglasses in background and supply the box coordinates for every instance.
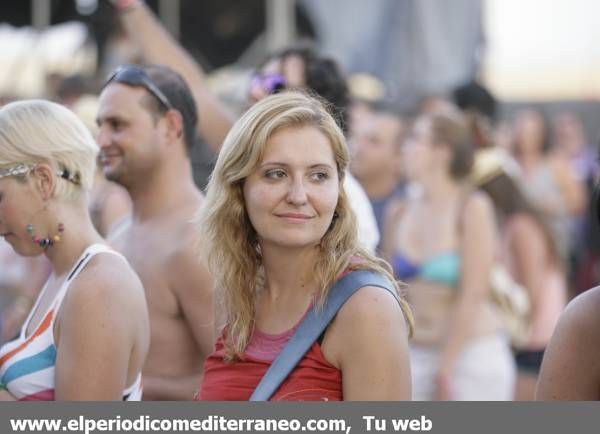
[0,100,149,400]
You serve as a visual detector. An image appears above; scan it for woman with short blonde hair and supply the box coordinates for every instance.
[0,100,149,401]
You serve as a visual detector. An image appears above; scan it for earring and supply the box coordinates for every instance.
[26,223,65,248]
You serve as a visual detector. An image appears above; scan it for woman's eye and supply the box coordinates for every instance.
[310,172,329,182]
[265,169,286,179]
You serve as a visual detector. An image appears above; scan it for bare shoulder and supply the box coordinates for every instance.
[56,251,148,348]
[335,284,408,335]
[536,286,600,399]
[559,287,600,341]
[465,189,493,214]
[461,190,495,225]
[63,252,145,313]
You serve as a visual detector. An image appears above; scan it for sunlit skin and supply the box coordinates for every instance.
[0,177,41,256]
[240,125,411,400]
[96,83,165,191]
[0,165,149,401]
[243,125,340,252]
[96,81,215,400]
[384,115,501,400]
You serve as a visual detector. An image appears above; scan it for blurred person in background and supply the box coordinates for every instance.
[452,80,497,150]
[345,72,386,139]
[552,111,600,294]
[552,111,598,186]
[350,108,406,246]
[0,100,149,400]
[108,0,380,253]
[511,109,585,272]
[473,149,567,400]
[97,64,215,400]
[197,92,412,401]
[382,108,515,400]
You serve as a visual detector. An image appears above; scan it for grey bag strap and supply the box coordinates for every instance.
[249,269,399,401]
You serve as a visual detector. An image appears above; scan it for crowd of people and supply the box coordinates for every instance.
[0,0,598,401]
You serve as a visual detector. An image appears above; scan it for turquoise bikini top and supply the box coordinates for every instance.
[391,251,461,287]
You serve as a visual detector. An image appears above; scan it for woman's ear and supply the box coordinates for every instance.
[30,164,56,201]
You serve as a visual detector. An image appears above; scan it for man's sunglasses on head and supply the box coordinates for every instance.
[103,65,173,110]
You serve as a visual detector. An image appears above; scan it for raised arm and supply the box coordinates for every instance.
[113,0,234,153]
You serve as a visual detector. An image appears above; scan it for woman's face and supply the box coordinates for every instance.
[402,117,440,182]
[242,125,340,252]
[0,175,45,257]
[514,110,545,154]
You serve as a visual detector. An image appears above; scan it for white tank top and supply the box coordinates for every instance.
[0,244,143,400]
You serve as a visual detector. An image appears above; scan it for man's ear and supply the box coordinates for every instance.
[164,110,184,143]
[30,164,57,201]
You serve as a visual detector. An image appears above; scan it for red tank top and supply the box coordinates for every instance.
[196,322,342,401]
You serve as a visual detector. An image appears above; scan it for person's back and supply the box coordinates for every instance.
[98,65,215,400]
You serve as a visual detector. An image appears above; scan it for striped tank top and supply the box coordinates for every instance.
[0,244,143,401]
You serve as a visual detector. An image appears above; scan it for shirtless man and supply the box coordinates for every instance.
[96,65,214,400]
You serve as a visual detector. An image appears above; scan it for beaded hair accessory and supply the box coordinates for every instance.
[0,163,31,179]
[0,163,81,185]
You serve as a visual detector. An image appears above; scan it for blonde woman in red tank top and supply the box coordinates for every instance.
[196,92,413,401]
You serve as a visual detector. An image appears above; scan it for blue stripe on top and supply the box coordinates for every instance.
[2,345,57,385]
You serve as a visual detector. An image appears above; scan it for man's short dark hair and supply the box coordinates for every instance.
[141,65,198,150]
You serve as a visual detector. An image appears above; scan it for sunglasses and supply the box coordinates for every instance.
[103,65,173,110]
[250,72,287,96]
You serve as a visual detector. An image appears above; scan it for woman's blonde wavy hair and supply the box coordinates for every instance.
[198,91,413,360]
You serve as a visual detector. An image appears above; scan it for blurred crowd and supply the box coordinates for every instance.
[1,0,599,401]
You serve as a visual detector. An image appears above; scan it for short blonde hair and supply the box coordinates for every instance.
[198,91,412,359]
[0,99,98,198]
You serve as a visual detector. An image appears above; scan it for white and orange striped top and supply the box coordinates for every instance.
[0,244,142,401]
